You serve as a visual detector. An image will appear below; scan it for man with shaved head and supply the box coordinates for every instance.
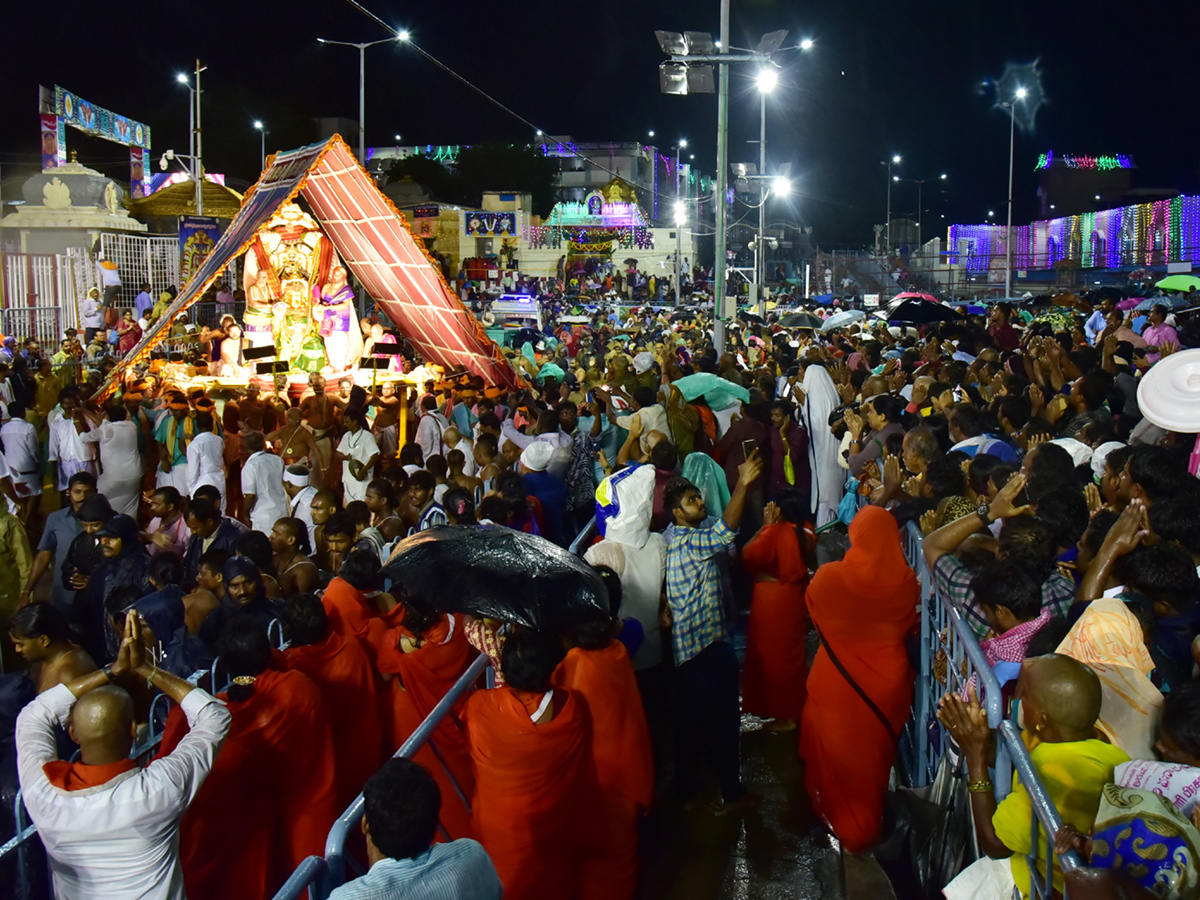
[938,654,1129,897]
[16,614,231,899]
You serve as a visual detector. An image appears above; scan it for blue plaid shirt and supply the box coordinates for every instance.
[666,518,735,665]
[327,839,502,900]
[932,553,1074,638]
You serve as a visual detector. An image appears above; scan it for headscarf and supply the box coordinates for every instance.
[1056,597,1162,760]
[223,556,266,603]
[801,363,844,527]
[681,452,731,519]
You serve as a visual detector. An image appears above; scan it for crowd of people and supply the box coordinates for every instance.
[4,285,1200,899]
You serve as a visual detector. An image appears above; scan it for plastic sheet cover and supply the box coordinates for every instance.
[382,525,609,630]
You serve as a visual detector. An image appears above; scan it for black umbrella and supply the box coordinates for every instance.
[382,525,611,631]
[888,298,964,325]
[737,309,765,324]
[670,308,700,322]
[778,312,822,329]
[507,327,545,349]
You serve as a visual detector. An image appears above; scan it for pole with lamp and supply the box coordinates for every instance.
[1002,87,1027,297]
[193,60,205,215]
[881,154,900,255]
[253,121,267,171]
[673,139,687,304]
[754,67,778,317]
[893,173,947,262]
[317,32,409,163]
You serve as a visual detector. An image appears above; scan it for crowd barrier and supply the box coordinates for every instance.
[899,521,1081,896]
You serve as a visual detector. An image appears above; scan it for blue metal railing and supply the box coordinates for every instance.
[270,653,492,900]
[899,521,1081,896]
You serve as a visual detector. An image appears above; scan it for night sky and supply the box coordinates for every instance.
[4,0,1198,246]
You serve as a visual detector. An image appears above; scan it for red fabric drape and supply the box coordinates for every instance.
[465,685,592,900]
[799,507,917,853]
[157,668,339,899]
[377,613,479,840]
[552,641,654,900]
[321,576,389,664]
[283,630,384,809]
[741,522,810,723]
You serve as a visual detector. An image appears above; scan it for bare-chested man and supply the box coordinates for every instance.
[299,374,345,488]
[265,407,324,481]
[370,382,402,463]
[8,603,95,694]
[228,384,267,433]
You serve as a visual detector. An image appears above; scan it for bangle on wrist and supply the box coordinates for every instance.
[967,779,994,794]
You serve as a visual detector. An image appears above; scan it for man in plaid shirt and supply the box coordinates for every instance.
[557,399,602,541]
[923,473,1074,639]
[664,448,764,815]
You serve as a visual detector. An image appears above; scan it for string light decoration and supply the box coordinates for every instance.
[947,195,1200,271]
[1034,152,1133,170]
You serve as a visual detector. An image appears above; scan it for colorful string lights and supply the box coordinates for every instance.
[1034,151,1133,171]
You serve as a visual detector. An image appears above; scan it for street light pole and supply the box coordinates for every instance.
[674,139,686,305]
[317,36,402,163]
[253,121,266,171]
[194,60,205,216]
[883,155,899,254]
[758,83,767,317]
[176,74,195,195]
[1004,88,1026,297]
[713,0,730,353]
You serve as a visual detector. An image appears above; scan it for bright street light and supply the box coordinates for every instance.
[800,38,814,50]
[772,176,791,196]
[253,121,266,170]
[679,138,688,148]
[176,73,189,85]
[940,173,947,179]
[397,30,410,41]
[892,154,901,164]
[318,35,404,162]
[756,68,779,93]
[648,130,655,138]
[394,134,401,141]
[1016,87,1027,99]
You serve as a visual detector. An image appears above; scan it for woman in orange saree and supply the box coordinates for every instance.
[741,491,812,730]
[799,505,918,852]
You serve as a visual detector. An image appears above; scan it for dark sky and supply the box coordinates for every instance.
[4,0,1198,246]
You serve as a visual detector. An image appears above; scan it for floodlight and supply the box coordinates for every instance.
[773,177,791,196]
[800,38,814,50]
[756,69,779,93]
[655,30,687,55]
[755,29,789,55]
[176,73,189,84]
[397,30,410,41]
[684,31,715,54]
[686,65,715,94]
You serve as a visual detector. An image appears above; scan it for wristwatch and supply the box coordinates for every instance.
[976,504,992,526]
[100,664,115,682]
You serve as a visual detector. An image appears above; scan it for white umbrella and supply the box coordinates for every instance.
[820,309,866,332]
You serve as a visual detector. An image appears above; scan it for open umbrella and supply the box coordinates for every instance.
[891,291,939,304]
[1116,297,1142,311]
[382,525,610,630]
[820,309,866,332]
[1135,294,1188,312]
[1156,274,1200,292]
[778,312,822,329]
[888,298,964,325]
[737,309,765,325]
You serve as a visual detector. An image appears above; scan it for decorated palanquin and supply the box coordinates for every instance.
[242,203,363,376]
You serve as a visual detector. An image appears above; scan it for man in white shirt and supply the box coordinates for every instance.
[81,288,104,343]
[442,426,476,476]
[16,613,231,900]
[284,464,319,552]
[185,410,226,512]
[134,282,153,320]
[47,387,98,491]
[1,400,43,522]
[240,431,287,534]
[415,394,449,461]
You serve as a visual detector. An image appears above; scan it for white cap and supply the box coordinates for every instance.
[520,441,555,472]
[633,351,655,374]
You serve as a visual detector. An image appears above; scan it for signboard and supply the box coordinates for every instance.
[1168,261,1193,274]
[179,216,222,287]
[464,211,516,237]
[413,205,440,218]
[864,293,881,309]
[39,85,152,198]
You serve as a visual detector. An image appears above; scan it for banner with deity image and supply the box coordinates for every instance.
[179,217,222,287]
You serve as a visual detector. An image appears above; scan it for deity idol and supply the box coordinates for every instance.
[312,265,362,374]
[242,202,339,367]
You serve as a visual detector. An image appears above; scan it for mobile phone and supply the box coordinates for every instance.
[742,439,756,459]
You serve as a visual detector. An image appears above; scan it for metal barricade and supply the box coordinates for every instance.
[2,306,62,349]
[267,653,492,900]
[568,514,598,556]
[900,522,1083,894]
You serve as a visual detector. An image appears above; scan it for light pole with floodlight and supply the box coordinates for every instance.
[882,154,900,256]
[253,121,267,171]
[754,67,778,313]
[176,68,205,215]
[1002,87,1027,297]
[673,139,688,302]
[317,32,409,163]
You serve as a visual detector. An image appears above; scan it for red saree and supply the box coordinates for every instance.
[283,630,384,809]
[465,685,592,900]
[321,576,389,664]
[799,506,917,853]
[376,612,479,840]
[552,642,654,900]
[157,668,339,898]
[741,521,810,723]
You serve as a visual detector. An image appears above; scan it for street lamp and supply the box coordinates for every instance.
[754,67,779,314]
[253,120,266,171]
[799,38,814,50]
[894,172,948,255]
[1002,87,1027,297]
[176,63,205,215]
[673,139,688,303]
[882,154,900,255]
[317,34,406,162]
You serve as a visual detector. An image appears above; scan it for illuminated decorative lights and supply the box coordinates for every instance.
[1034,151,1133,171]
[946,195,1200,271]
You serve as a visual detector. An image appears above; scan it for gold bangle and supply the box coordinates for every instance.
[967,779,994,794]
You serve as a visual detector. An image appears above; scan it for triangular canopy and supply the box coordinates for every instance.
[100,135,520,399]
